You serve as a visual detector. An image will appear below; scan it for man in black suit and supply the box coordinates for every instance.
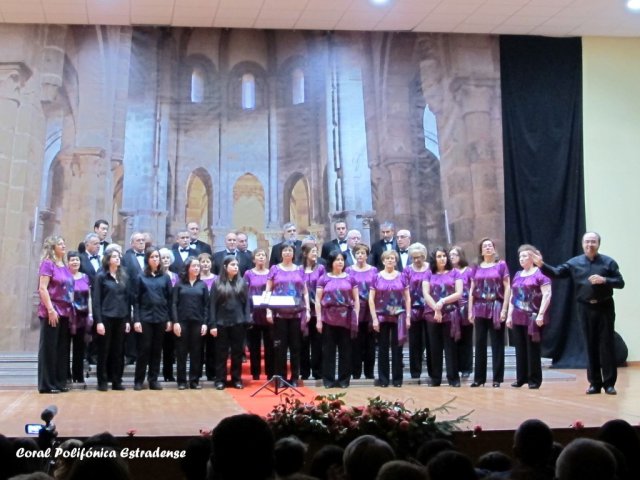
[187,221,212,255]
[369,221,397,270]
[122,231,147,282]
[396,229,412,272]
[212,231,252,275]
[269,222,302,267]
[79,233,102,285]
[236,231,254,266]
[320,220,348,262]
[94,219,110,257]
[344,229,362,267]
[170,230,192,274]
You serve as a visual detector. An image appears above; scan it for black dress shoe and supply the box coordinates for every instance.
[133,383,143,391]
[190,382,202,390]
[492,382,501,388]
[150,382,163,390]
[164,376,176,382]
[392,383,402,387]
[39,389,60,394]
[528,383,540,389]
[112,383,126,391]
[215,382,225,390]
[449,381,461,388]
[511,381,525,388]
[323,382,335,389]
[428,382,441,387]
[178,383,187,390]
[470,382,484,388]
[586,385,601,394]
[97,384,109,392]
[233,382,244,390]
[461,372,471,379]
[59,386,70,393]
[604,386,617,395]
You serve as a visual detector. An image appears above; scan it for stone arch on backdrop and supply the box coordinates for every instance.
[283,173,311,235]
[185,167,213,244]
[227,61,268,112]
[232,173,267,251]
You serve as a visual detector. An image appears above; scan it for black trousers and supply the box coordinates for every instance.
[408,320,428,378]
[578,300,617,388]
[38,316,70,392]
[273,316,301,381]
[378,322,403,386]
[456,324,474,375]
[247,324,274,379]
[204,335,217,380]
[216,324,246,383]
[70,328,87,382]
[301,315,322,379]
[96,316,127,386]
[512,324,542,386]
[473,317,505,384]
[322,324,352,387]
[175,322,204,384]
[134,322,165,384]
[427,321,459,385]
[351,322,376,379]
[162,331,175,380]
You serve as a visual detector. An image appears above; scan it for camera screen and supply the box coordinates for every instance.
[24,424,43,435]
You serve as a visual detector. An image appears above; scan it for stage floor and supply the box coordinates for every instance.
[1,366,638,438]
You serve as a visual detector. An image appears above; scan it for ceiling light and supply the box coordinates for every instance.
[628,0,640,11]
[371,0,391,5]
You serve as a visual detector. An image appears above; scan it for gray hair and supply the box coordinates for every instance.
[84,232,100,243]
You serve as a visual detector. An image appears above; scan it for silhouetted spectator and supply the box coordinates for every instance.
[309,445,344,480]
[52,439,82,480]
[180,436,211,480]
[508,419,554,480]
[9,438,45,478]
[426,451,477,480]
[555,438,616,480]
[476,451,513,474]
[415,438,455,466]
[343,435,395,480]
[274,436,306,478]
[67,448,131,480]
[375,460,427,480]
[597,419,640,480]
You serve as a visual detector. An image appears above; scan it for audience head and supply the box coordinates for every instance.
[53,438,83,480]
[513,419,553,468]
[598,419,640,479]
[180,436,211,480]
[67,449,131,480]
[309,445,344,480]
[476,451,512,473]
[555,438,616,480]
[274,435,307,477]
[343,435,395,480]
[426,450,477,480]
[416,438,456,466]
[210,414,275,480]
[375,460,427,480]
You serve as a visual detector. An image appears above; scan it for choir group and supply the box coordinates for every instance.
[36,219,553,394]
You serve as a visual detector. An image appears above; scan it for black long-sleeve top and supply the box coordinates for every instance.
[208,280,251,329]
[93,270,132,323]
[134,273,172,324]
[172,279,209,325]
[541,253,624,304]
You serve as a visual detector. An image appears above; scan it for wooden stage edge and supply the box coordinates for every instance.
[1,366,639,440]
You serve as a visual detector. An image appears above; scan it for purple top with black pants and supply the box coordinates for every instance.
[346,266,378,380]
[37,259,74,393]
[244,269,274,379]
[403,265,431,380]
[317,274,358,388]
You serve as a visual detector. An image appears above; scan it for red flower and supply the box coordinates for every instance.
[199,428,212,437]
[472,425,482,437]
[399,420,410,432]
[126,429,137,437]
[571,420,584,430]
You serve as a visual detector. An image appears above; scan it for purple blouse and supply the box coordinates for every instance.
[371,272,409,344]
[471,261,510,329]
[402,265,432,321]
[456,266,474,326]
[201,275,217,292]
[425,269,462,339]
[70,273,91,335]
[267,265,307,324]
[317,274,358,334]
[510,268,551,342]
[304,264,326,316]
[346,266,378,324]
[166,271,179,287]
[244,269,270,326]
[38,259,74,318]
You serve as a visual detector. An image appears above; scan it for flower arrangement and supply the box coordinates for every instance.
[265,393,471,456]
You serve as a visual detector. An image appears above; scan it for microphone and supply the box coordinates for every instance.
[41,405,58,425]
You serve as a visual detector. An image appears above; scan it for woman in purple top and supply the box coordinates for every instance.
[345,242,378,380]
[67,250,92,387]
[266,243,310,387]
[423,247,463,387]
[402,242,432,381]
[244,248,273,380]
[369,250,411,387]
[37,236,74,394]
[449,245,474,379]
[160,247,178,382]
[316,250,359,388]
[301,242,326,380]
[507,244,552,389]
[468,238,511,387]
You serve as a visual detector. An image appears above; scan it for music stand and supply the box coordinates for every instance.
[249,293,305,397]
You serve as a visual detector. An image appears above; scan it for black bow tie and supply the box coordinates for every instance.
[400,250,408,255]
[190,241,197,245]
[135,252,145,257]
[179,248,190,253]
[339,240,347,244]
[89,255,99,261]
[385,241,393,245]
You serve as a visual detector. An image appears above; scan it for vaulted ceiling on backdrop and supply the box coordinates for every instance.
[0,0,638,37]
